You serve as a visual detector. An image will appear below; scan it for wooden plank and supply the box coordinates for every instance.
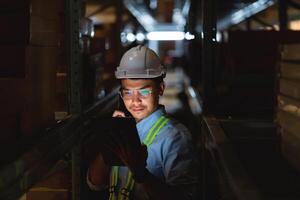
[281,129,300,171]
[282,129,300,152]
[278,110,300,169]
[282,44,300,61]
[278,95,300,118]
[280,62,300,80]
[279,79,300,100]
[278,110,300,140]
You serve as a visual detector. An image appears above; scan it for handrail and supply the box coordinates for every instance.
[0,87,119,200]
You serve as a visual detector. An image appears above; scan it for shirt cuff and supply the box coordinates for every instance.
[86,168,106,191]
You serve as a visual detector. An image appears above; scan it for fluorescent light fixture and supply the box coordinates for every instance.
[126,33,136,42]
[149,0,157,9]
[231,0,274,24]
[136,32,145,42]
[121,32,127,43]
[185,32,195,40]
[147,31,185,41]
[216,32,222,42]
[173,9,186,25]
[218,0,275,30]
[290,20,300,30]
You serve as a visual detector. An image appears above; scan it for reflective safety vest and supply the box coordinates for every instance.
[109,115,169,200]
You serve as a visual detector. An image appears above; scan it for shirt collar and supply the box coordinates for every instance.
[136,105,166,140]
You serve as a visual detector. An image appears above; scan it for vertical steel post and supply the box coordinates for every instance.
[66,0,82,199]
[187,0,201,86]
[201,0,217,114]
[278,0,288,31]
[114,0,123,61]
[67,1,82,114]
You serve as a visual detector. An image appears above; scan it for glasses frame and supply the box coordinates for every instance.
[119,88,153,100]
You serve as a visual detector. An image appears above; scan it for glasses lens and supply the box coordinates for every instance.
[121,90,133,99]
[138,88,151,97]
[120,88,152,99]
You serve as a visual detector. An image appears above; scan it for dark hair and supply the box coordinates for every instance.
[153,76,164,88]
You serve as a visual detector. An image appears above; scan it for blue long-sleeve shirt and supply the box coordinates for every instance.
[87,105,200,199]
[120,106,200,199]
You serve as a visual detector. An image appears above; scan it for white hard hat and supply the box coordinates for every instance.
[115,45,166,79]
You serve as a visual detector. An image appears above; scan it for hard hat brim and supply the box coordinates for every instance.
[115,68,166,79]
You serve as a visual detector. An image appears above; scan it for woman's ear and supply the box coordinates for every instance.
[159,81,165,96]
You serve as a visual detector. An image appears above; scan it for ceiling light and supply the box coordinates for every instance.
[136,32,145,42]
[126,33,136,42]
[147,31,185,41]
[185,32,195,40]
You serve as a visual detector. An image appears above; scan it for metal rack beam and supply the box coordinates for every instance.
[66,0,83,199]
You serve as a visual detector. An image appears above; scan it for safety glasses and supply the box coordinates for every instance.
[119,88,153,100]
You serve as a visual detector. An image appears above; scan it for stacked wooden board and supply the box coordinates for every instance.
[278,44,300,171]
[0,0,69,199]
